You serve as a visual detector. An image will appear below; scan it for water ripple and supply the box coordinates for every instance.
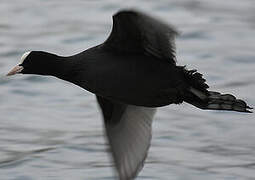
[0,0,254,180]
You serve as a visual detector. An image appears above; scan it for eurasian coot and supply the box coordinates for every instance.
[7,9,252,180]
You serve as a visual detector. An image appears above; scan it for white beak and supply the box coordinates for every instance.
[6,65,24,76]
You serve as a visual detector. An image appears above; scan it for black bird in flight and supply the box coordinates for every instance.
[7,9,252,180]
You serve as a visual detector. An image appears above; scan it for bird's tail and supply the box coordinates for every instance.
[185,88,253,113]
[180,67,253,113]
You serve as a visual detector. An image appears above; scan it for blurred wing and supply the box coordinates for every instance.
[104,9,179,64]
[96,96,156,180]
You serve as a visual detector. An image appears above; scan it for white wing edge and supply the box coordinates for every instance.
[105,105,156,180]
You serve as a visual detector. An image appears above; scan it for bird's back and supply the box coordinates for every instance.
[68,46,188,107]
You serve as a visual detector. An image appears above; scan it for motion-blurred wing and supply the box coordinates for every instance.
[104,9,179,64]
[96,96,156,180]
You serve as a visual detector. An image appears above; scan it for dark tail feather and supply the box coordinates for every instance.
[185,88,253,113]
[180,66,252,113]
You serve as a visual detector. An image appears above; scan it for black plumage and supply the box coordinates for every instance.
[7,9,252,180]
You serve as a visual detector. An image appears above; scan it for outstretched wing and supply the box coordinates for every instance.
[96,96,156,180]
[103,9,179,64]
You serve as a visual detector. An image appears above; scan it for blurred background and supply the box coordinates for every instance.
[0,0,255,179]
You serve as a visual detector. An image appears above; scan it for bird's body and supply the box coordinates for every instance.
[59,46,187,107]
[7,9,252,180]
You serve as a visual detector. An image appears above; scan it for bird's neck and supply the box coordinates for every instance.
[29,51,92,89]
[47,56,79,82]
[27,52,77,81]
[49,54,87,85]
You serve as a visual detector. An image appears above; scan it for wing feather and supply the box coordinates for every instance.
[97,96,156,179]
[103,9,179,64]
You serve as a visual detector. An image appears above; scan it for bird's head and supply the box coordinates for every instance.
[7,51,63,76]
[7,51,31,76]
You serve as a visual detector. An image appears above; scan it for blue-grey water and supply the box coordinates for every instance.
[0,0,255,179]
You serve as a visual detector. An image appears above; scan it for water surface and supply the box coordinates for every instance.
[0,0,255,179]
